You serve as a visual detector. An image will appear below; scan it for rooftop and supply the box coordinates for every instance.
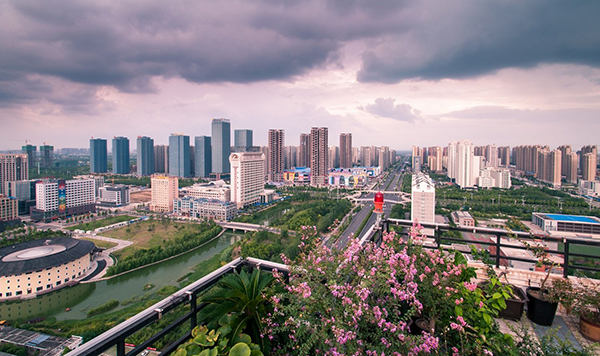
[537,213,600,224]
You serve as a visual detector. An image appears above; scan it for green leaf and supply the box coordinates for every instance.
[250,351,264,356]
[498,299,507,309]
[199,350,211,356]
[483,313,492,325]
[186,344,202,355]
[194,333,215,347]
[233,333,252,345]
[218,325,232,337]
[454,305,463,316]
[229,343,252,356]
[493,292,502,299]
[173,349,187,356]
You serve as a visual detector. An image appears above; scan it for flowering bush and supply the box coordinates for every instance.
[263,224,512,355]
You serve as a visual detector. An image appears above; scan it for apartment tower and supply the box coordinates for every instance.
[299,133,310,167]
[137,136,155,176]
[90,138,108,173]
[268,129,285,182]
[0,154,28,196]
[310,127,328,186]
[112,136,130,174]
[339,133,352,168]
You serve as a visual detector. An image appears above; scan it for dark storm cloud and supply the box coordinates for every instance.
[1,0,599,114]
[358,0,600,82]
[360,98,423,123]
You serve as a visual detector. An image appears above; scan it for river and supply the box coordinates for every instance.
[0,231,242,322]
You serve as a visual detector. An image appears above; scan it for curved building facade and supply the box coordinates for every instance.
[0,237,95,300]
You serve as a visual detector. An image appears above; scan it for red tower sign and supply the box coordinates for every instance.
[374,192,384,214]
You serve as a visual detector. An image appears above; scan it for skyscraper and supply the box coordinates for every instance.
[485,145,498,168]
[328,146,339,169]
[448,140,477,188]
[310,127,328,186]
[154,145,169,173]
[299,133,310,167]
[339,133,352,168]
[195,136,212,178]
[234,129,253,152]
[558,145,572,177]
[230,152,265,208]
[268,129,285,182]
[90,138,108,173]
[0,154,28,196]
[112,136,130,174]
[565,152,578,184]
[498,146,510,167]
[212,119,231,174]
[580,145,597,181]
[21,144,36,170]
[537,149,561,187]
[39,145,54,168]
[169,134,191,178]
[137,136,155,176]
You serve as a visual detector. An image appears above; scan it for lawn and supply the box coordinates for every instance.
[80,237,118,250]
[66,215,137,231]
[104,220,212,260]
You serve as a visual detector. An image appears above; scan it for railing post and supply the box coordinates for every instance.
[495,233,501,268]
[563,238,569,278]
[117,340,125,356]
[188,291,197,329]
[435,227,441,248]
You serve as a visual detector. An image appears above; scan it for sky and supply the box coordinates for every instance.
[1,0,600,151]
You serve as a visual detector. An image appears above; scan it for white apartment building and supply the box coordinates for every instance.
[411,172,435,224]
[230,152,265,209]
[73,175,105,199]
[173,197,237,221]
[151,175,178,213]
[32,179,96,221]
[99,185,130,207]
[477,167,511,189]
[180,181,230,201]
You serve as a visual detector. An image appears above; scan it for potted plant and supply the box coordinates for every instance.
[521,238,561,326]
[568,280,600,342]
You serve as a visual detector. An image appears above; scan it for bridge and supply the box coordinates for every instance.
[361,190,409,196]
[217,221,281,233]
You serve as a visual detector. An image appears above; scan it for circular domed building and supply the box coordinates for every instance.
[0,237,96,300]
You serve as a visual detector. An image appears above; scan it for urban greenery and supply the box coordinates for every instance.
[66,215,137,231]
[86,299,120,317]
[0,228,67,248]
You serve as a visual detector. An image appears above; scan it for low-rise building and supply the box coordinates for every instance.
[179,180,230,201]
[283,167,311,185]
[532,213,600,235]
[0,195,18,221]
[476,167,511,189]
[327,167,380,188]
[173,197,237,221]
[31,179,96,221]
[98,185,130,207]
[451,211,475,227]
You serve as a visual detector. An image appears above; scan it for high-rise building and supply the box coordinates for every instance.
[5,180,37,215]
[169,134,191,178]
[195,136,212,178]
[558,145,572,177]
[284,146,297,169]
[379,146,390,170]
[21,144,36,170]
[190,145,195,177]
[151,175,179,212]
[211,118,231,174]
[299,133,310,167]
[154,145,169,173]
[230,152,265,208]
[268,129,285,182]
[112,137,130,174]
[512,145,547,176]
[39,145,54,168]
[485,145,498,168]
[565,152,578,184]
[90,138,108,173]
[537,149,562,187]
[339,133,352,168]
[310,127,328,186]
[448,140,477,188]
[352,147,359,166]
[234,130,253,152]
[411,173,435,224]
[328,146,339,169]
[498,146,510,167]
[137,136,155,176]
[412,146,421,172]
[0,195,18,221]
[580,145,597,181]
[0,154,28,196]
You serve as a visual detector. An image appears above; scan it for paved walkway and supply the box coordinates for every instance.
[73,233,134,281]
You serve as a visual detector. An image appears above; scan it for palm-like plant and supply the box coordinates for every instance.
[198,268,276,349]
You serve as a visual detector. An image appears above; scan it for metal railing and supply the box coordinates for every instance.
[383,218,600,278]
[65,257,288,356]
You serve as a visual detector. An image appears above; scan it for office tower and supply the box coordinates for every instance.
[90,138,108,173]
[411,173,435,224]
[448,140,477,188]
[339,133,352,168]
[234,130,253,152]
[0,154,28,196]
[137,136,155,176]
[537,149,561,187]
[485,145,498,168]
[498,146,510,167]
[268,129,285,182]
[39,145,54,168]
[580,145,597,181]
[21,144,36,170]
[230,152,265,208]
[154,145,169,173]
[310,127,328,186]
[211,118,231,174]
[195,136,212,178]
[112,137,130,174]
[151,175,179,212]
[190,145,195,177]
[169,134,191,178]
[565,152,578,184]
[558,145,572,177]
[299,133,310,167]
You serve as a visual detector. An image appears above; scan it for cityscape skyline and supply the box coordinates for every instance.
[1,2,600,150]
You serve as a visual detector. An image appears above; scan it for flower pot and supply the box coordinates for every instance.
[499,285,528,321]
[579,315,600,342]
[526,286,558,326]
[410,317,434,335]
